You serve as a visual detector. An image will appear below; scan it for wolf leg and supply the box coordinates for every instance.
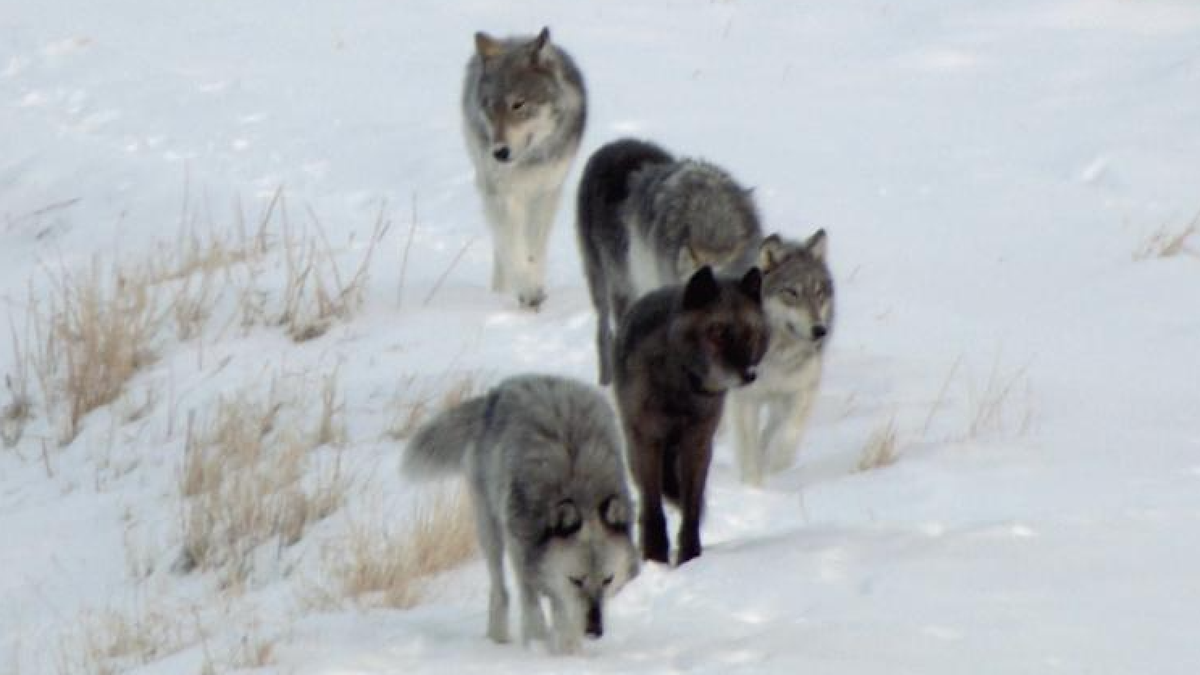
[765,366,821,473]
[481,188,523,294]
[515,187,562,309]
[728,392,765,486]
[510,550,548,646]
[547,595,582,655]
[470,487,509,643]
[675,432,715,565]
[629,430,669,563]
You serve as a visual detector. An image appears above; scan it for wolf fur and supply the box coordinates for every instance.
[403,374,638,654]
[462,27,586,310]
[577,138,763,384]
[613,266,769,565]
[727,230,834,486]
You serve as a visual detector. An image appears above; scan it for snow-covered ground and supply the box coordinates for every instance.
[3,0,1199,672]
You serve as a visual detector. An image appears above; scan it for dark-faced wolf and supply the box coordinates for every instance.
[613,266,768,565]
[577,138,762,383]
[728,231,835,485]
[462,27,586,310]
[402,374,638,654]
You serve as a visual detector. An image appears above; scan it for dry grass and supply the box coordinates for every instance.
[54,600,192,675]
[856,418,900,472]
[277,202,390,342]
[177,379,347,585]
[1134,213,1199,260]
[966,360,1033,439]
[386,375,478,441]
[14,260,166,445]
[319,488,477,609]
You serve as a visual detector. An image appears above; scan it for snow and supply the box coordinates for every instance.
[3,0,1199,673]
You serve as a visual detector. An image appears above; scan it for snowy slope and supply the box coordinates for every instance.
[3,0,1200,673]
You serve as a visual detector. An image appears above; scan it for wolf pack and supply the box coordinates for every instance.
[402,28,835,655]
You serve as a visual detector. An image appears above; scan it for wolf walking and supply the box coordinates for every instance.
[613,266,768,565]
[727,231,834,485]
[403,374,638,654]
[463,27,586,310]
[577,138,763,384]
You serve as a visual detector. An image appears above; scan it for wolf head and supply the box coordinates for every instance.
[758,230,834,346]
[472,27,566,165]
[541,495,638,641]
[668,266,770,393]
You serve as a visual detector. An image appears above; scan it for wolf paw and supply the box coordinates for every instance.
[518,288,546,311]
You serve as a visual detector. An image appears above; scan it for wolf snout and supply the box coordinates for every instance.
[492,146,511,162]
[811,324,828,340]
[585,603,603,639]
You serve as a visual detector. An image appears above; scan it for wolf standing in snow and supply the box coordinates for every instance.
[613,266,769,565]
[402,375,638,654]
[727,231,835,485]
[576,138,762,383]
[462,27,586,310]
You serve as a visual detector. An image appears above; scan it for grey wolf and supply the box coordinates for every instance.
[613,266,768,565]
[577,138,763,383]
[403,374,638,654]
[727,230,834,485]
[462,27,586,310]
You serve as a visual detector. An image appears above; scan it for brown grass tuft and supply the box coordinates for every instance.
[54,600,192,675]
[321,488,477,609]
[1134,213,1199,260]
[857,417,900,472]
[177,380,346,584]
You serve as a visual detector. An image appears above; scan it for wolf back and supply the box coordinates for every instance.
[576,138,762,383]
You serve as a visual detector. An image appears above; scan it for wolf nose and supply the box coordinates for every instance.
[492,146,511,162]
[741,368,757,384]
[811,324,828,340]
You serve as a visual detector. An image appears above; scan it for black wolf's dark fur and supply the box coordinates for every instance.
[613,266,768,565]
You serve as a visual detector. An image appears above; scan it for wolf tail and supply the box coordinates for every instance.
[402,394,491,478]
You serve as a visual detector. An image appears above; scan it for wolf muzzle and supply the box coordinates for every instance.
[740,366,758,384]
[585,602,603,638]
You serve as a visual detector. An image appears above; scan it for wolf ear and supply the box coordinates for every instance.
[758,234,786,272]
[475,32,504,59]
[682,266,720,310]
[805,229,828,260]
[739,267,763,301]
[527,27,551,63]
[600,496,630,531]
[550,500,582,538]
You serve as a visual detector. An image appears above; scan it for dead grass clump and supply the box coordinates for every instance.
[324,488,477,609]
[277,202,390,342]
[177,382,346,584]
[966,361,1033,439]
[856,418,900,472]
[386,375,479,441]
[1134,213,1199,260]
[54,600,192,675]
[19,260,166,445]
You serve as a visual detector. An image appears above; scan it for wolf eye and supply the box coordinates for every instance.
[570,576,584,588]
[511,99,526,111]
[602,575,614,586]
[780,288,800,302]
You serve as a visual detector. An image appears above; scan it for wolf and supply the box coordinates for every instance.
[402,374,638,654]
[577,138,763,384]
[462,27,587,310]
[613,266,769,565]
[727,230,834,486]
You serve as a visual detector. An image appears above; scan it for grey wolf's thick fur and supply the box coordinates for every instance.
[613,267,768,565]
[463,27,586,309]
[728,231,834,485]
[577,138,762,383]
[404,374,637,654]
